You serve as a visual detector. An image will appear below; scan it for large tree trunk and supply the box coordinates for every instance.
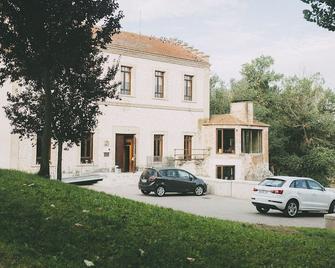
[57,141,63,181]
[38,75,52,178]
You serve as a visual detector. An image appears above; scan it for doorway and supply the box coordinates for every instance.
[115,134,136,172]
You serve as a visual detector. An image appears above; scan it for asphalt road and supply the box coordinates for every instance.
[86,176,325,229]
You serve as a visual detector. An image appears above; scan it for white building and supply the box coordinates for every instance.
[0,32,269,180]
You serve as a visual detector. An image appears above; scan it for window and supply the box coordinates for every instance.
[121,66,131,95]
[184,135,192,160]
[216,129,235,154]
[241,129,262,153]
[307,180,324,191]
[260,178,285,187]
[159,169,177,178]
[177,170,191,180]
[155,71,164,98]
[153,135,163,162]
[36,135,51,164]
[81,133,93,164]
[216,166,235,180]
[184,75,193,101]
[290,180,308,189]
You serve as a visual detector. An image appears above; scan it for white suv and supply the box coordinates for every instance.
[251,176,335,217]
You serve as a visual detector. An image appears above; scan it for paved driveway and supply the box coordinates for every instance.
[86,174,325,229]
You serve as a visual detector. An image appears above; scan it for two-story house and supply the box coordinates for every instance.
[0,32,269,180]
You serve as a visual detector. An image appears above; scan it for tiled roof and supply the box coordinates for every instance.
[107,31,209,64]
[203,114,269,127]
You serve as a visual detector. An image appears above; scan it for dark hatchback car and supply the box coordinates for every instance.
[138,168,207,197]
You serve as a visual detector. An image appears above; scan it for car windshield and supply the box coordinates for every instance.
[260,178,285,187]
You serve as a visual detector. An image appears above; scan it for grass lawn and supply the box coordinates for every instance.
[0,170,335,267]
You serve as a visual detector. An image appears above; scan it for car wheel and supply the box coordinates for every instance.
[256,206,270,214]
[141,190,150,195]
[285,200,299,217]
[155,186,165,197]
[328,200,335,214]
[194,186,204,196]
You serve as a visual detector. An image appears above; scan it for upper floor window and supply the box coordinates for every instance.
[216,129,235,154]
[155,71,164,98]
[121,66,131,95]
[241,129,262,153]
[81,133,93,164]
[184,75,193,101]
[153,134,163,162]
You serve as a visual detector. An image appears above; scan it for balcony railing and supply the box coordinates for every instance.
[174,149,210,161]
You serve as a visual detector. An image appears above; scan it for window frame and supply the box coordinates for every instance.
[184,135,192,160]
[184,75,193,101]
[241,129,263,154]
[121,65,132,95]
[154,70,165,98]
[216,166,235,180]
[153,134,163,162]
[216,128,235,154]
[81,133,94,164]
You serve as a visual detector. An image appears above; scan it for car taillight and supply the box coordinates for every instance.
[148,176,157,182]
[253,188,258,192]
[271,189,284,194]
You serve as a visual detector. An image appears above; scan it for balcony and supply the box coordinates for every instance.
[174,149,210,161]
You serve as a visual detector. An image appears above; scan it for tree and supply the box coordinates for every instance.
[301,0,335,31]
[210,74,231,114]
[0,0,123,178]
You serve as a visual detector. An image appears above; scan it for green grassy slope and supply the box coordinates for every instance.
[0,169,335,267]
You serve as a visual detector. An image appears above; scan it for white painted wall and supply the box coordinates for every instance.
[0,51,210,177]
[0,80,12,169]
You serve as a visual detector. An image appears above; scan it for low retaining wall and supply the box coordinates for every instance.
[203,178,258,200]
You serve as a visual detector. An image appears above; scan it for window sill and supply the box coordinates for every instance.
[152,97,168,101]
[182,100,197,104]
[120,94,136,98]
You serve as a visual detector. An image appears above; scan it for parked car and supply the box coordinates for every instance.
[251,176,335,217]
[138,168,207,197]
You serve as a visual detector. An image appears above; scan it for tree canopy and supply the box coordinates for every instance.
[0,0,123,178]
[210,56,335,185]
[301,0,335,31]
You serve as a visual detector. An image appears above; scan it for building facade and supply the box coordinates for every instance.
[0,32,269,180]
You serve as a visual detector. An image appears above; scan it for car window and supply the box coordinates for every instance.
[159,169,177,178]
[259,178,285,187]
[177,170,190,180]
[307,180,323,191]
[290,180,308,189]
[141,168,157,179]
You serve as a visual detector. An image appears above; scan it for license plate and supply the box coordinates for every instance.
[141,178,147,183]
[259,190,268,194]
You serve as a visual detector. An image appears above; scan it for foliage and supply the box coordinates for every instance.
[0,0,123,177]
[209,74,231,114]
[301,0,335,31]
[1,169,335,267]
[210,56,335,184]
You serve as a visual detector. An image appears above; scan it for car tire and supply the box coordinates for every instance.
[194,186,204,196]
[141,190,150,195]
[155,186,165,197]
[284,199,299,217]
[256,206,270,214]
[328,200,335,214]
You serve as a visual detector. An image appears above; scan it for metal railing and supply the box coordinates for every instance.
[173,149,210,161]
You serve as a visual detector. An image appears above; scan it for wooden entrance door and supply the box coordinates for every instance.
[115,134,136,172]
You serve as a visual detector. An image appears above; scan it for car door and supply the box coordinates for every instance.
[158,169,175,192]
[289,179,311,210]
[306,180,330,210]
[176,170,193,192]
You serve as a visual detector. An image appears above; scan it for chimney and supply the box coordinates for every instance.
[230,101,254,123]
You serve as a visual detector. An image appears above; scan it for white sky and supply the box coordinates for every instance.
[118,0,335,89]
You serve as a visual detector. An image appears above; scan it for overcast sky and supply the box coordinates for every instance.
[118,0,335,89]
